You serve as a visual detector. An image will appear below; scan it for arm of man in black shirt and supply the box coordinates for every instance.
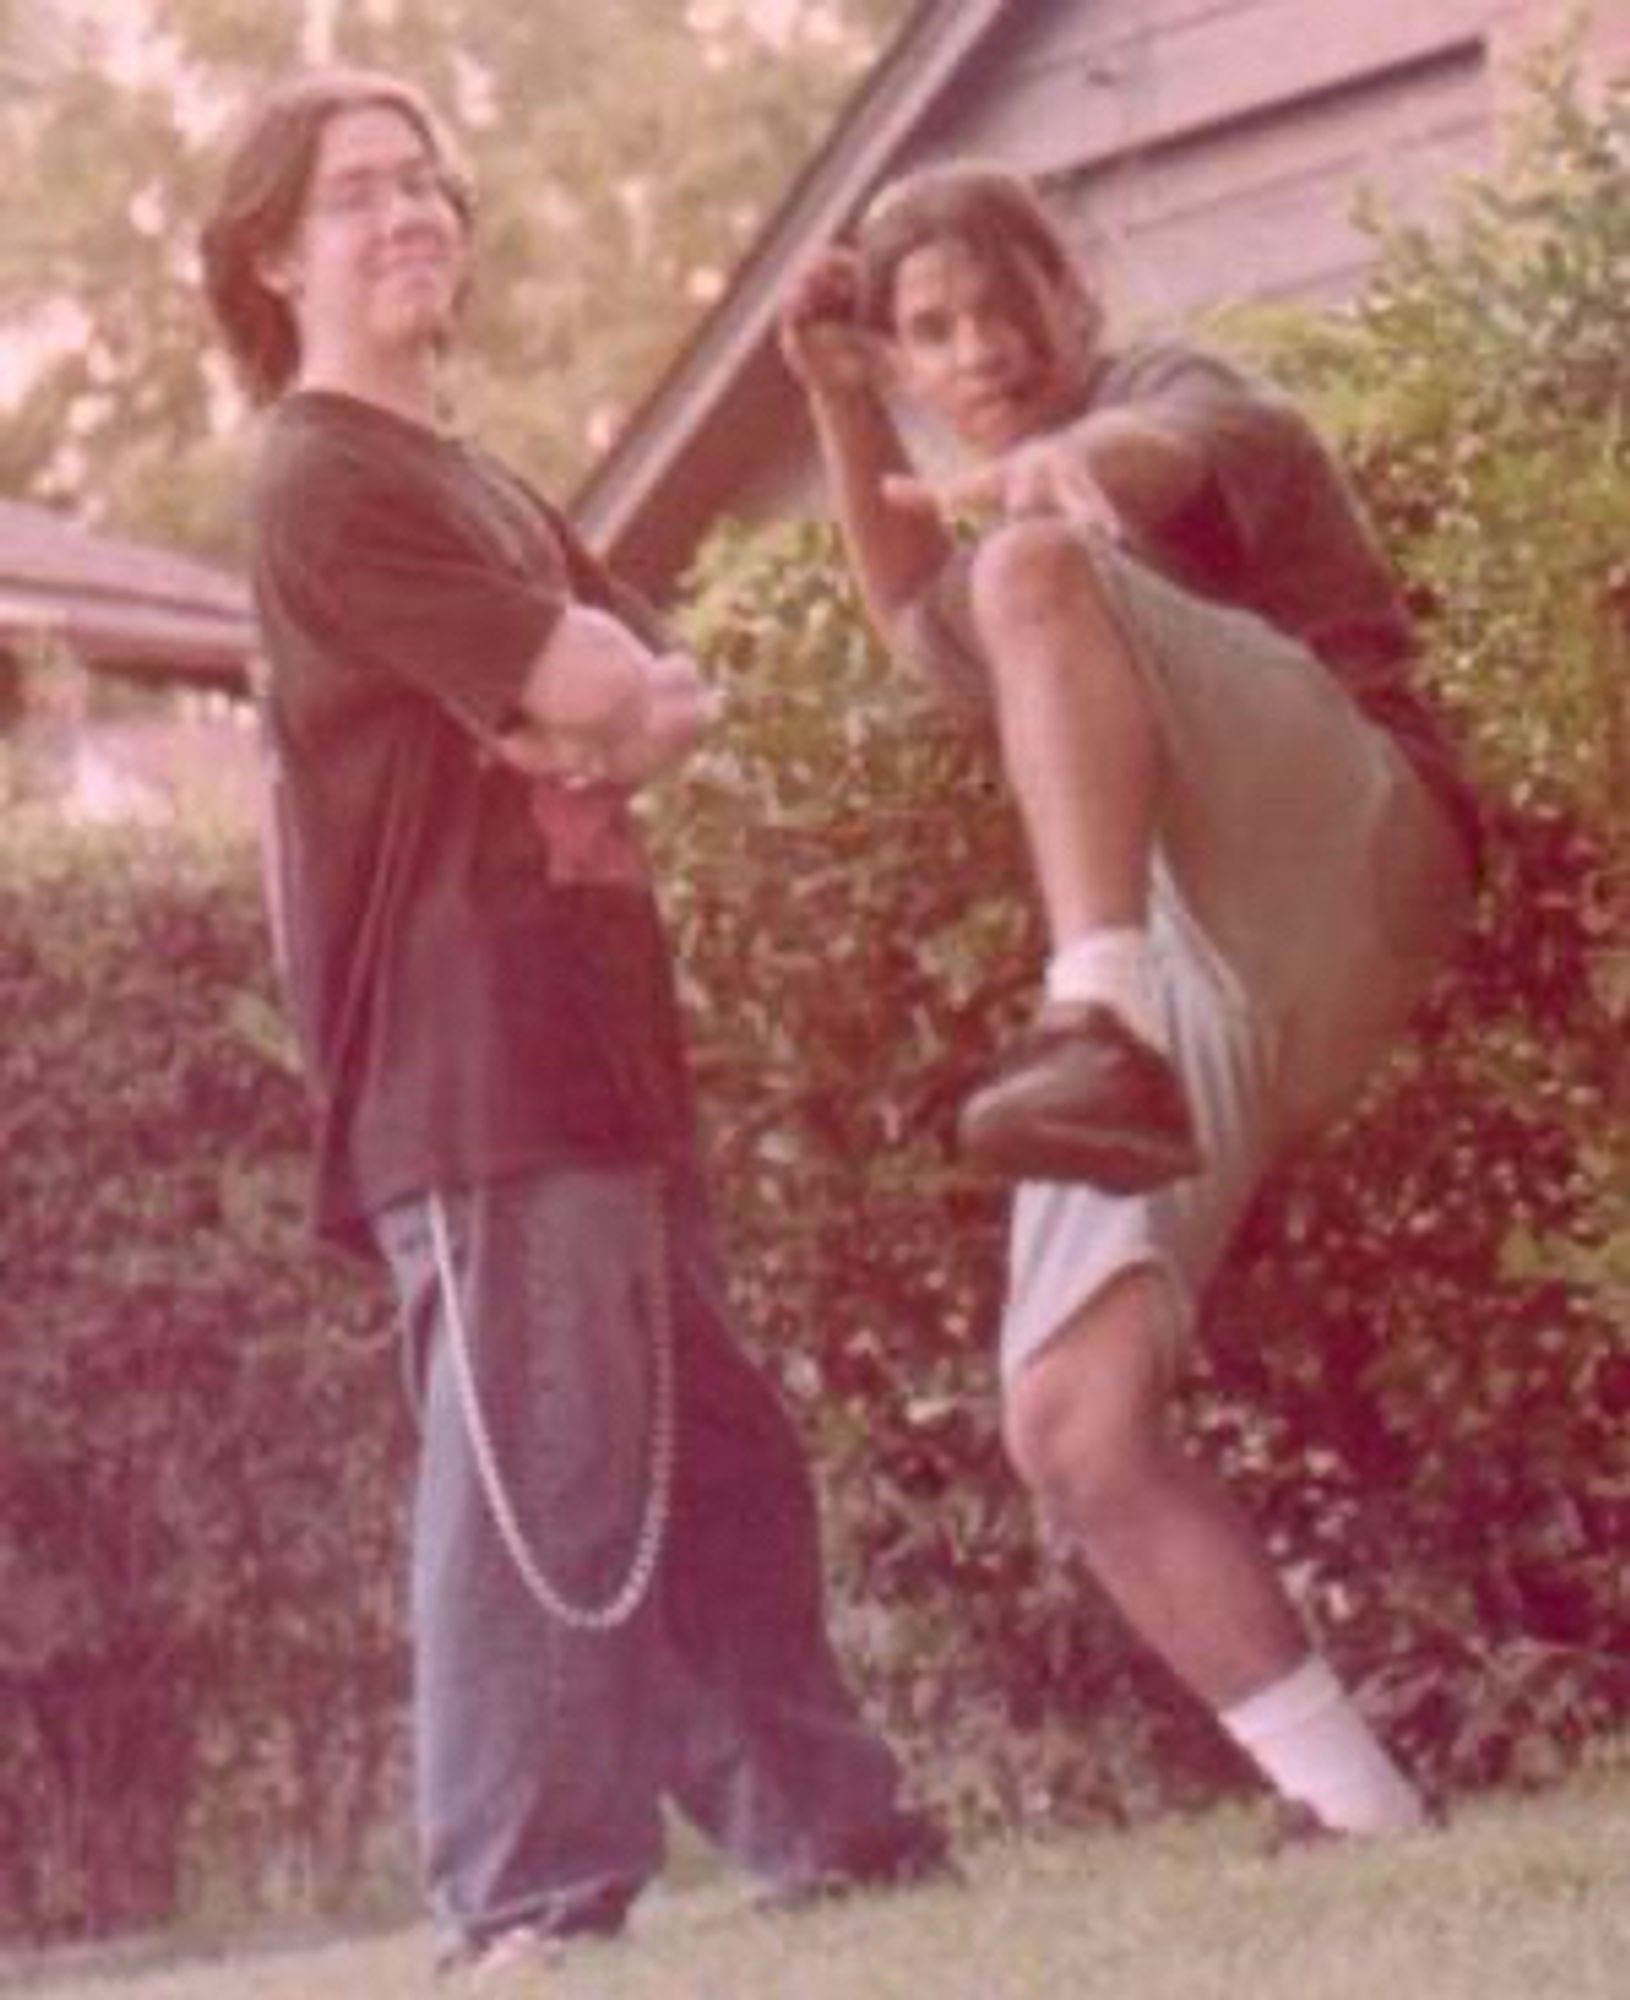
[495,605,715,789]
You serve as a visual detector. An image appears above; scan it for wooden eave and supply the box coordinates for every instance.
[0,498,255,691]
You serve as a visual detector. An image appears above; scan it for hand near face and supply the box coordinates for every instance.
[778,246,886,398]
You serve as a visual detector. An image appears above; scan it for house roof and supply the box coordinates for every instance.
[0,496,256,689]
[570,0,1010,599]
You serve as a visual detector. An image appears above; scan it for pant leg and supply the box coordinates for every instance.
[909,537,1472,1372]
[1002,556,1472,1367]
[374,1170,671,1957]
[1085,545,1474,1148]
[652,1162,928,1885]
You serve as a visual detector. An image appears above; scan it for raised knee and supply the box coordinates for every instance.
[967,517,1105,637]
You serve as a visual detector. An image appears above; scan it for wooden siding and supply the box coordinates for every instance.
[920,0,1498,174]
[1052,48,1496,322]
[901,0,1503,323]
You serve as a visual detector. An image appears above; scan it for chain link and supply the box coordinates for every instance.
[428,1171,676,1632]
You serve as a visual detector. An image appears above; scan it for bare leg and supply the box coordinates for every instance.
[968,521,1159,948]
[957,520,1197,1192]
[1005,1268,1427,1831]
[1004,1267,1304,1708]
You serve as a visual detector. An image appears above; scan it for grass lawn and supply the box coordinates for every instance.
[4,1761,1627,1999]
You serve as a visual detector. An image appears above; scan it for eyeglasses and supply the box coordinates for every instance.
[307,158,460,224]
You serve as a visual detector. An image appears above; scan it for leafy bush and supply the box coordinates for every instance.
[0,816,404,1941]
[1269,57,1630,837]
[653,60,1629,1826]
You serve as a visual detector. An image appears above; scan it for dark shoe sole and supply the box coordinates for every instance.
[957,1002,1202,1193]
[959,1096,1201,1191]
[756,1819,961,1914]
[1262,1795,1449,1857]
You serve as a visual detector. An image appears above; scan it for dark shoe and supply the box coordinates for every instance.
[758,1816,960,1913]
[958,1001,1201,1192]
[1262,1794,1448,1857]
[1261,1799,1341,1857]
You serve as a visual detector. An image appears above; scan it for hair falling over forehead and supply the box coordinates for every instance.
[199,66,473,405]
[853,160,1102,355]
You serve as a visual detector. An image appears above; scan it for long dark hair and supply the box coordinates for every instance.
[854,161,1102,358]
[199,67,472,404]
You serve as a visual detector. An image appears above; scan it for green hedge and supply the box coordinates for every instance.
[0,819,404,1941]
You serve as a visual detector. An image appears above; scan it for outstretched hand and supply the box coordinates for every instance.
[883,436,1125,538]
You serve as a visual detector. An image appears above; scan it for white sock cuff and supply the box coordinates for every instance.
[1220,1655,1344,1748]
[1220,1654,1426,1834]
[1045,926,1164,1048]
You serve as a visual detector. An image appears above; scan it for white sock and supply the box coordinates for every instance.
[1220,1655,1426,1834]
[1045,926,1166,1051]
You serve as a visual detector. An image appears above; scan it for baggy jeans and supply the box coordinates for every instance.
[373,1157,913,1953]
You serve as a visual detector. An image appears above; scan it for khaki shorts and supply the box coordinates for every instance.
[900,536,1472,1379]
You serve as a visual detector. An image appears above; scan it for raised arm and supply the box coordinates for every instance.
[778,247,953,643]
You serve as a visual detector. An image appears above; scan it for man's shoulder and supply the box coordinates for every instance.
[1090,336,1264,408]
[251,394,474,557]
[252,394,373,523]
[256,391,395,485]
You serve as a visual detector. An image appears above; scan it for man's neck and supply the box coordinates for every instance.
[296,346,446,431]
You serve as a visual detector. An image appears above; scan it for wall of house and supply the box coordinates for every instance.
[904,0,1608,325]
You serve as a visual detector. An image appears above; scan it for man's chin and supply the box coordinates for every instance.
[962,409,1037,457]
[380,298,457,354]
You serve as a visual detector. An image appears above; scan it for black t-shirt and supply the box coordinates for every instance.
[250,389,693,1250]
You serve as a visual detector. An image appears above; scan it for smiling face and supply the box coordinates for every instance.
[886,233,1094,456]
[258,102,469,399]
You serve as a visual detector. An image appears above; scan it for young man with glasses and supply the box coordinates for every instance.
[202,67,945,1978]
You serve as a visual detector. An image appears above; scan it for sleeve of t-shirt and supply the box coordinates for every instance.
[1095,342,1311,565]
[546,504,674,657]
[256,444,564,742]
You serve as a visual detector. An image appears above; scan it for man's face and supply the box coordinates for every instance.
[887,235,1087,456]
[262,103,468,382]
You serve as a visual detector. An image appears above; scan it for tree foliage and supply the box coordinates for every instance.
[0,0,912,559]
